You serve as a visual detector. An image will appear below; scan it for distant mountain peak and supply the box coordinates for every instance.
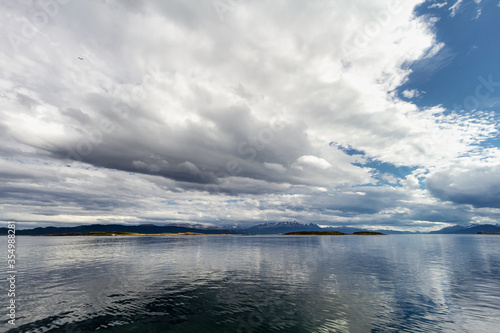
[243,221,322,234]
[248,221,319,228]
[429,224,500,234]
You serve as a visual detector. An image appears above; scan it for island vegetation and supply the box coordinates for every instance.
[352,231,385,235]
[285,231,346,235]
[284,231,385,235]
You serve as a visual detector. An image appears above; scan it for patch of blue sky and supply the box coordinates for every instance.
[398,0,500,117]
[334,142,416,184]
[161,200,178,205]
[355,160,416,184]
[484,137,500,147]
[335,144,366,156]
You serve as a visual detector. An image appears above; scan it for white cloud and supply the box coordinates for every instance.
[429,2,448,9]
[474,8,482,19]
[402,89,421,99]
[401,174,421,190]
[293,156,332,170]
[449,0,463,17]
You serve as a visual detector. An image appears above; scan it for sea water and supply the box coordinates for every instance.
[1,234,500,332]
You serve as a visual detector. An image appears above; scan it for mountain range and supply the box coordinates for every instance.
[427,224,500,234]
[3,221,499,235]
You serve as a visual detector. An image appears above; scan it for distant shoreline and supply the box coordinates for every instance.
[6,222,500,235]
[40,231,206,236]
[39,230,387,236]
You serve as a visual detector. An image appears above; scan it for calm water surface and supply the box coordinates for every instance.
[1,234,500,332]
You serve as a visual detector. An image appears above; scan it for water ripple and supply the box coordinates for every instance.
[3,235,500,332]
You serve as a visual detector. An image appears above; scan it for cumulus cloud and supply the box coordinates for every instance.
[402,89,421,99]
[293,156,332,170]
[0,0,499,230]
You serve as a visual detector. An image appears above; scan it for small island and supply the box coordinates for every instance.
[284,231,385,235]
[352,231,385,235]
[285,231,346,235]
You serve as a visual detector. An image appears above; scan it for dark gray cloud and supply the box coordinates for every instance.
[427,165,500,208]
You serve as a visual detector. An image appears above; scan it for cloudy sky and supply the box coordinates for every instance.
[1,0,499,231]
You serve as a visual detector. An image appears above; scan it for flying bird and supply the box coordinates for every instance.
[78,57,84,60]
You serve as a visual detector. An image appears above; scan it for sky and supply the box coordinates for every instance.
[1,0,499,231]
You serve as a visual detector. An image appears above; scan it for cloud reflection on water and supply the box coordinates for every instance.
[4,235,500,332]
